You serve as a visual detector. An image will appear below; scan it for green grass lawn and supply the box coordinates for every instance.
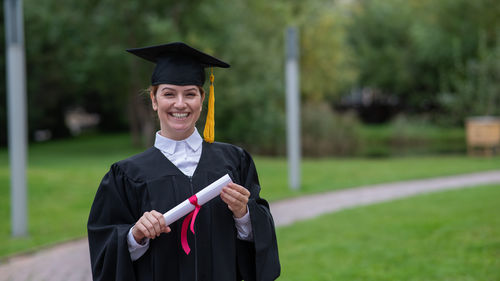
[0,134,499,258]
[277,184,500,281]
[258,155,500,201]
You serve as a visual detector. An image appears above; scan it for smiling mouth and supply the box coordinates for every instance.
[170,112,189,119]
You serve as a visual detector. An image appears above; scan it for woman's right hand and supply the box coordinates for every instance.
[132,210,171,243]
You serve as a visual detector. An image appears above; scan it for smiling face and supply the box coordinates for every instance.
[151,84,205,140]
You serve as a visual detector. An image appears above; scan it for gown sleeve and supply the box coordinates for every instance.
[237,149,281,281]
[87,163,144,281]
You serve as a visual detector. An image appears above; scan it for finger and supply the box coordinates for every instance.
[140,216,157,238]
[135,222,151,239]
[220,193,230,205]
[220,192,230,205]
[226,200,247,218]
[144,213,160,237]
[220,190,240,206]
[225,191,248,209]
[221,192,246,214]
[223,187,249,205]
[145,212,162,237]
[151,210,168,234]
[220,193,240,212]
[227,183,251,196]
[221,193,247,217]
[222,186,243,200]
[226,184,250,199]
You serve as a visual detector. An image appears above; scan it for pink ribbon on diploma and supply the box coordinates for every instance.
[181,195,201,255]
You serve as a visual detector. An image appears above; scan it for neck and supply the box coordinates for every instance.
[160,128,195,141]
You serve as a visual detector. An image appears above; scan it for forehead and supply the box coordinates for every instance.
[158,84,200,91]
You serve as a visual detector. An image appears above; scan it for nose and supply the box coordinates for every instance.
[173,95,187,108]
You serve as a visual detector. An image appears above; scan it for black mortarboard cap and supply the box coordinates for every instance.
[126,42,230,86]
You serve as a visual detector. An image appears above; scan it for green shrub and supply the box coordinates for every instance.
[358,115,466,157]
[301,102,360,156]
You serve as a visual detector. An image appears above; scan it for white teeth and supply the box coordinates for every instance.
[172,113,188,118]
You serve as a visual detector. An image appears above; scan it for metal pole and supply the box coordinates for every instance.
[5,0,28,237]
[285,27,301,190]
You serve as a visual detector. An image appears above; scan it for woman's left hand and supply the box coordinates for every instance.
[220,182,250,218]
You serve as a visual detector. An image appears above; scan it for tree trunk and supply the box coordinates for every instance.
[127,50,156,148]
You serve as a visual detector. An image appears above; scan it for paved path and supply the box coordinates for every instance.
[272,170,500,226]
[1,170,499,281]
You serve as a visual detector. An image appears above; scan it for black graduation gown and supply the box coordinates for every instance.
[87,141,280,281]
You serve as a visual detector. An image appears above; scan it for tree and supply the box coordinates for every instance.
[346,0,500,124]
[299,0,357,103]
[12,0,292,152]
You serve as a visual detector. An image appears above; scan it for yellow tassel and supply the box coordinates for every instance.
[203,68,215,143]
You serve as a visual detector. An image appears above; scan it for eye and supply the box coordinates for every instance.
[162,92,174,97]
[186,92,197,97]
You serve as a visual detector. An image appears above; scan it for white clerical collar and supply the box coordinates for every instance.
[154,129,203,155]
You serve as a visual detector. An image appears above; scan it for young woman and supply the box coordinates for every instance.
[87,42,280,281]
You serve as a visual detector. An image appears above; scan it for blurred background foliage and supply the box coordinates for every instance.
[0,0,499,156]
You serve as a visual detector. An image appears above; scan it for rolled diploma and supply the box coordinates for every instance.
[163,174,232,226]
